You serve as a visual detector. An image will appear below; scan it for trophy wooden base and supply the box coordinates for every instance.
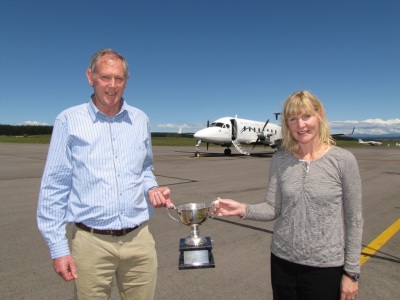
[178,237,215,270]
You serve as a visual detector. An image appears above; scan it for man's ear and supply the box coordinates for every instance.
[86,69,94,87]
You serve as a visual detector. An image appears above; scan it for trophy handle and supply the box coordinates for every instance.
[166,203,180,223]
[208,200,220,219]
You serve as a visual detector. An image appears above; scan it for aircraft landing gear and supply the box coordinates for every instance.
[224,148,232,156]
[195,141,202,157]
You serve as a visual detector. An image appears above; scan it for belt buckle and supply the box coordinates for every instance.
[110,229,126,237]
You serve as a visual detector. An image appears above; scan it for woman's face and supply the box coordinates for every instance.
[287,111,320,145]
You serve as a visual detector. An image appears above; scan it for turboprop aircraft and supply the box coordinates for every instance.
[358,138,382,146]
[193,115,282,157]
[193,115,355,157]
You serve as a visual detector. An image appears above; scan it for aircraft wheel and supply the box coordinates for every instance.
[224,149,231,155]
[195,152,200,157]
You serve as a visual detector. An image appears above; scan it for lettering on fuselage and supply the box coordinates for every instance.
[240,126,256,133]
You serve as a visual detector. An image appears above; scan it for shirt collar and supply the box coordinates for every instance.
[88,94,127,122]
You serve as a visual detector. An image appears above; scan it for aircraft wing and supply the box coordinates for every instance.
[331,126,355,138]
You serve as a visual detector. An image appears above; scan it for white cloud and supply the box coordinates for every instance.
[19,121,50,126]
[157,124,178,129]
[329,119,400,135]
[155,119,400,135]
[157,119,400,135]
[156,123,204,132]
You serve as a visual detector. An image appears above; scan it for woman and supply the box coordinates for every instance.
[216,91,363,300]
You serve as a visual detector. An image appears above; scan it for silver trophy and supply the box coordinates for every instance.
[167,201,219,269]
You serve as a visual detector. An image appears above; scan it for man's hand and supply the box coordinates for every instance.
[148,186,172,208]
[53,254,78,282]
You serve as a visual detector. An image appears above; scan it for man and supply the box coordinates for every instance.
[37,48,171,299]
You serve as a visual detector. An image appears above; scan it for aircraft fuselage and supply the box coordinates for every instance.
[194,117,282,152]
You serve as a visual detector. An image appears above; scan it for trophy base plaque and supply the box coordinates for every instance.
[178,237,215,270]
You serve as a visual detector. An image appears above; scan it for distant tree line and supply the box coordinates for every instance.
[0,125,53,136]
[0,126,192,138]
[151,132,191,138]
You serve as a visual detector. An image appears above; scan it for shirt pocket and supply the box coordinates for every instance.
[125,144,147,175]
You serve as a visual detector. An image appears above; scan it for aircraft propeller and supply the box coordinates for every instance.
[206,119,210,150]
[252,119,269,150]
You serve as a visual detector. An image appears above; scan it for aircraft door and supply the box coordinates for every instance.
[230,119,237,141]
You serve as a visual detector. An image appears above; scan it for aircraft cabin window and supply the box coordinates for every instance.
[226,124,230,128]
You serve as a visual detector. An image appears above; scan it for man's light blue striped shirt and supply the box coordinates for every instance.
[37,98,158,259]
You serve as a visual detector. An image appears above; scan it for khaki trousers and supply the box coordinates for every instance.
[71,223,157,300]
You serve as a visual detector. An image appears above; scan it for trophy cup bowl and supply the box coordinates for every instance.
[167,201,219,246]
[167,201,219,269]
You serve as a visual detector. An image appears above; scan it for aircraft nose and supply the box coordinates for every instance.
[194,128,208,140]
[193,131,203,139]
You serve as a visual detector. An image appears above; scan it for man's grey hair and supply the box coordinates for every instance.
[88,48,130,80]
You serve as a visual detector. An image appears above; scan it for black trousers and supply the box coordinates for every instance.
[271,253,342,300]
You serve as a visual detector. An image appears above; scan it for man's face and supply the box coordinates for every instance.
[86,54,127,117]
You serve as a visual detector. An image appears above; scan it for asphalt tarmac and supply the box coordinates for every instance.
[0,143,399,300]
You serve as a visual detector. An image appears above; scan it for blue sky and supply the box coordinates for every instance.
[1,0,399,135]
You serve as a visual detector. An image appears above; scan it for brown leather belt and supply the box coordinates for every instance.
[75,222,139,237]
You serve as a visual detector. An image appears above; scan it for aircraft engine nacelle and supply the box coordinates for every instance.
[256,132,273,145]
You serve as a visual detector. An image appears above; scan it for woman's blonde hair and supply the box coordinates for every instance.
[281,90,335,151]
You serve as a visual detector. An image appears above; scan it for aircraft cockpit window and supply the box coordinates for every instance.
[211,122,224,128]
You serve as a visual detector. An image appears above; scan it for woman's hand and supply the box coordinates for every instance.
[340,275,359,300]
[214,197,247,218]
